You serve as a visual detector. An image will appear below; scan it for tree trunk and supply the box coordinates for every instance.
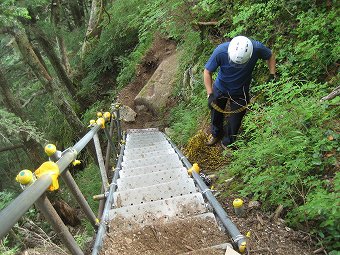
[0,68,44,167]
[78,0,86,17]
[12,28,86,136]
[81,0,103,58]
[51,0,72,75]
[29,25,78,101]
[67,0,84,27]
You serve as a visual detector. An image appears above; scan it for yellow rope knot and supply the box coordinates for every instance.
[96,117,105,128]
[35,161,60,191]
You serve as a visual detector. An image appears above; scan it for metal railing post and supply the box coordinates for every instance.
[98,116,116,219]
[113,104,122,143]
[103,127,117,157]
[93,133,109,191]
[35,194,83,255]
[61,171,97,228]
[105,114,116,175]
[91,139,125,255]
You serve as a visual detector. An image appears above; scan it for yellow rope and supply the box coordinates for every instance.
[210,92,262,115]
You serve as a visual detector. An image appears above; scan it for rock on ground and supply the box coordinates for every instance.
[134,52,180,116]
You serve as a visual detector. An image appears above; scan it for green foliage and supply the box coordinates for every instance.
[290,172,340,250]
[81,101,108,125]
[115,32,153,89]
[0,235,20,255]
[0,0,30,26]
[169,85,208,146]
[0,108,46,143]
[226,0,339,81]
[74,232,91,249]
[73,163,102,214]
[81,0,144,95]
[0,190,14,210]
[223,78,339,250]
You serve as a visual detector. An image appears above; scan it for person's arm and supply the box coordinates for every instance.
[267,53,276,76]
[204,68,213,95]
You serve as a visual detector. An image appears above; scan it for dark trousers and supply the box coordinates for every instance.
[211,86,249,146]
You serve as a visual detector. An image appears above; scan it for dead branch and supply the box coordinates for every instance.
[22,89,48,108]
[320,85,340,102]
[313,247,325,254]
[196,21,219,26]
[15,218,68,255]
[0,144,23,153]
[269,204,283,222]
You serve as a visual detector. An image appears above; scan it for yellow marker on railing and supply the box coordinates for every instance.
[88,119,96,127]
[233,198,245,217]
[239,241,247,253]
[103,112,111,120]
[35,161,60,191]
[16,170,35,185]
[72,160,81,166]
[188,163,200,176]
[44,144,57,157]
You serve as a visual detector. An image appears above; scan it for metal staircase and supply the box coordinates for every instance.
[99,128,240,255]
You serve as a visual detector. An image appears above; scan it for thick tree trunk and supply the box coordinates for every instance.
[51,0,72,75]
[29,25,78,101]
[67,0,84,27]
[12,28,86,136]
[78,0,86,17]
[0,68,44,167]
[81,0,103,58]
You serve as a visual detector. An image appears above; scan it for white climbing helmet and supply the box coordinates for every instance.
[228,36,253,65]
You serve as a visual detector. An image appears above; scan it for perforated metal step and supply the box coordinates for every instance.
[123,148,175,161]
[114,178,196,207]
[126,128,160,134]
[120,162,184,178]
[121,153,180,169]
[123,142,173,155]
[124,140,171,149]
[117,167,189,191]
[109,193,207,226]
[126,133,166,142]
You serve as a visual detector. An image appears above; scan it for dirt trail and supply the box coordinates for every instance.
[117,37,176,131]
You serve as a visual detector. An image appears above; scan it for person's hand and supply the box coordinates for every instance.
[208,94,214,109]
[267,74,276,83]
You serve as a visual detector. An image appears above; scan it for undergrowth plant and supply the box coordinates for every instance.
[73,163,102,214]
[222,78,339,250]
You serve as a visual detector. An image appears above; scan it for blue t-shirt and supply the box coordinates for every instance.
[205,40,272,95]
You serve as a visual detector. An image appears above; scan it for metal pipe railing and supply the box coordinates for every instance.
[98,116,116,219]
[103,127,117,157]
[0,174,53,239]
[61,171,97,228]
[0,124,101,240]
[93,133,109,191]
[113,105,122,143]
[165,136,247,252]
[91,138,125,255]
